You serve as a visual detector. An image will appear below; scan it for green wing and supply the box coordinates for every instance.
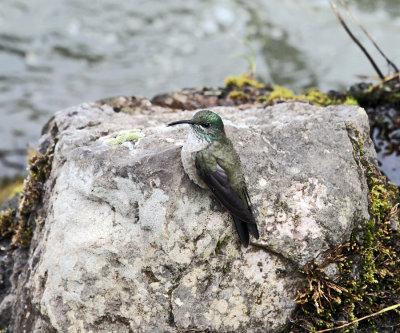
[195,151,259,247]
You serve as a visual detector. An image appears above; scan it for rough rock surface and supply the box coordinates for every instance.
[4,102,375,332]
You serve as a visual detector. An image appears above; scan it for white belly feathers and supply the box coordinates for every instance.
[181,131,209,189]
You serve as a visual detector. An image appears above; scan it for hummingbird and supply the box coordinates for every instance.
[168,110,259,247]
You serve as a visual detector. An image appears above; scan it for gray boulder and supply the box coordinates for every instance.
[7,102,374,332]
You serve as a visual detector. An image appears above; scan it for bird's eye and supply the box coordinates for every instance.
[201,123,211,128]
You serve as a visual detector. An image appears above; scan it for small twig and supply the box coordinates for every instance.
[388,202,399,219]
[336,0,399,73]
[315,303,400,332]
[290,319,315,332]
[355,74,381,80]
[328,0,385,80]
[371,73,400,91]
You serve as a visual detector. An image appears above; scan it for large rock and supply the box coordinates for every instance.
[6,102,375,332]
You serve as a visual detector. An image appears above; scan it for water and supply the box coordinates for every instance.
[369,106,400,185]
[0,0,399,180]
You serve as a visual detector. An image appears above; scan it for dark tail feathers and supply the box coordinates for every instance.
[232,216,249,247]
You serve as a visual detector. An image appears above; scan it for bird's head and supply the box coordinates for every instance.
[168,110,225,142]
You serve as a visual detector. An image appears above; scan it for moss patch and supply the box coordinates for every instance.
[0,209,16,238]
[221,74,359,108]
[266,87,360,107]
[224,74,265,89]
[103,129,144,146]
[13,150,54,245]
[214,239,224,255]
[0,149,54,246]
[239,85,360,107]
[227,91,249,102]
[268,85,295,102]
[295,88,334,106]
[343,96,359,106]
[0,176,24,207]
[257,95,268,102]
[297,88,359,107]
[290,122,400,332]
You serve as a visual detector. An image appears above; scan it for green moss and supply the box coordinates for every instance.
[11,149,54,246]
[0,150,53,246]
[369,180,396,223]
[343,96,359,105]
[0,176,24,207]
[0,209,16,238]
[295,88,360,107]
[224,74,264,89]
[264,86,360,107]
[222,261,232,276]
[18,153,51,220]
[267,85,295,102]
[223,75,359,107]
[346,122,365,157]
[292,123,400,331]
[227,91,249,102]
[296,88,334,106]
[214,239,224,254]
[104,130,144,146]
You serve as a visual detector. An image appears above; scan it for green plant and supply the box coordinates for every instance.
[231,39,257,78]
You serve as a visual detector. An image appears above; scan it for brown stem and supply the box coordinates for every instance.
[329,0,385,80]
[315,303,400,332]
[336,0,399,73]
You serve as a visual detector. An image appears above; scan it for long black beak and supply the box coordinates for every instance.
[167,120,193,127]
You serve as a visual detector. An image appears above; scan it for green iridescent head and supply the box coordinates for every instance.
[168,110,225,141]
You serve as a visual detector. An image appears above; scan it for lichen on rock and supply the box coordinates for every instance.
[101,129,144,146]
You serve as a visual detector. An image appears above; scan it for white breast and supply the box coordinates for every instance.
[181,131,209,189]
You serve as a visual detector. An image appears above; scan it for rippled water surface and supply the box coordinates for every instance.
[1,0,399,178]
